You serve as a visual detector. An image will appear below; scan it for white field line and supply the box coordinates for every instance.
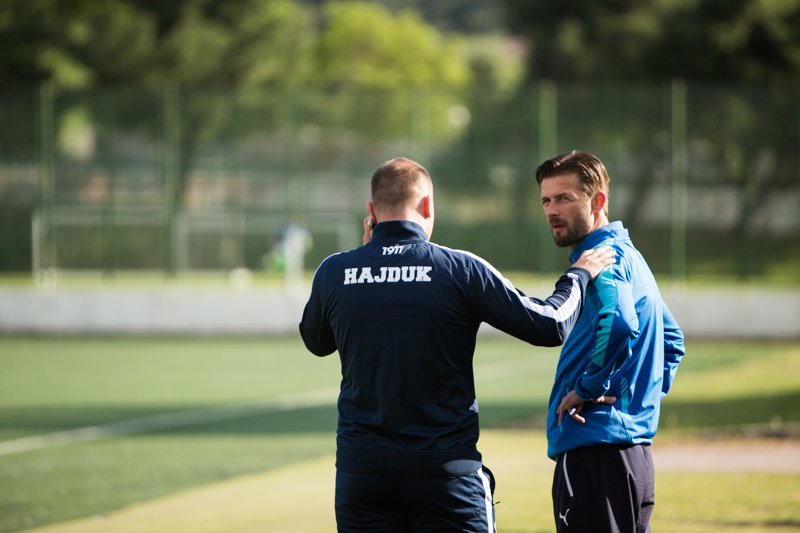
[0,354,556,458]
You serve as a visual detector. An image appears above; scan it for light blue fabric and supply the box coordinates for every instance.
[546,221,685,459]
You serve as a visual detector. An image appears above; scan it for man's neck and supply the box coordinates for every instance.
[569,216,610,250]
[590,215,610,234]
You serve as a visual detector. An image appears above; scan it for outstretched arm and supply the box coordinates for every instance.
[469,247,615,347]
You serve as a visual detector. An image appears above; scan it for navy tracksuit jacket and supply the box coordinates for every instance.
[300,220,591,478]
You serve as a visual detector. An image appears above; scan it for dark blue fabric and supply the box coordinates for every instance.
[335,469,495,533]
[300,220,591,477]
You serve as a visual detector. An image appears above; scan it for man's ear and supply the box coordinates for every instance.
[366,201,377,226]
[592,191,607,214]
[422,195,432,219]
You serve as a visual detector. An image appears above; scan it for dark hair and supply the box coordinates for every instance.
[371,157,432,212]
[535,151,610,201]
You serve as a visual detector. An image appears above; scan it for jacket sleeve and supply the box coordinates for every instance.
[299,260,337,357]
[467,254,591,347]
[574,262,639,401]
[660,300,685,397]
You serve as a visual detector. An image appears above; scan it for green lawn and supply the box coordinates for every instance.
[1,337,799,532]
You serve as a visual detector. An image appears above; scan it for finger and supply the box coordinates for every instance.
[591,395,617,405]
[556,398,569,414]
[558,411,563,426]
[571,412,586,423]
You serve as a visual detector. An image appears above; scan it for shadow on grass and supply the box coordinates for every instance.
[480,390,800,432]
[0,404,339,441]
[3,389,799,442]
[1,402,554,441]
[659,390,800,430]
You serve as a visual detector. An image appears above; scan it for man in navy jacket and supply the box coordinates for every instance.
[300,157,614,533]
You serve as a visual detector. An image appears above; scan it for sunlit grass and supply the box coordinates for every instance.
[1,337,799,532]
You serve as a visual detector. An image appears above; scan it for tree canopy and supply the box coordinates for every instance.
[501,0,800,82]
[0,0,472,90]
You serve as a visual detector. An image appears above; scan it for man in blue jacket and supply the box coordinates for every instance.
[300,157,614,533]
[537,151,685,533]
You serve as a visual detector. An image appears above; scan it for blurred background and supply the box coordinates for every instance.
[2,2,800,533]
[2,0,799,287]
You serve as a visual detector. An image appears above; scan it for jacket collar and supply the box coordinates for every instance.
[568,221,627,264]
[370,220,429,243]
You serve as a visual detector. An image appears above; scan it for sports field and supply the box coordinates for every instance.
[1,336,799,533]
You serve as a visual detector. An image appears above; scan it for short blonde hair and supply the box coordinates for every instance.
[371,157,432,212]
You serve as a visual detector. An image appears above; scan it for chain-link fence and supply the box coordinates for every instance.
[1,83,798,283]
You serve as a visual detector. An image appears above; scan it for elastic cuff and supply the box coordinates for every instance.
[575,381,599,402]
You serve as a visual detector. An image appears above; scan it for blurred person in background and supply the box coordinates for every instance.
[537,151,685,533]
[299,157,614,533]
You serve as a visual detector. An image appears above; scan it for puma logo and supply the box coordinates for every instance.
[559,509,570,526]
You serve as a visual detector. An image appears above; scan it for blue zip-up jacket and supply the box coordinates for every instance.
[301,220,592,477]
[546,221,685,459]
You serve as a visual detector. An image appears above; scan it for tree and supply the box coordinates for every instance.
[1,0,474,201]
[315,1,468,89]
[501,0,800,83]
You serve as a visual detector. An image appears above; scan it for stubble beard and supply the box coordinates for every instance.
[550,217,592,248]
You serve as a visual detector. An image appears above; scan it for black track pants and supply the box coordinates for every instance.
[335,466,496,533]
[552,444,655,533]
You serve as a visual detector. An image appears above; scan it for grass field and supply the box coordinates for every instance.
[1,336,799,533]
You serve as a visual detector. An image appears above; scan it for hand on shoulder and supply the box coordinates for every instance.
[572,246,615,280]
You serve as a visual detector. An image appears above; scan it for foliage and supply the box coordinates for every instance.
[303,0,504,34]
[0,0,474,90]
[315,2,468,89]
[501,0,800,82]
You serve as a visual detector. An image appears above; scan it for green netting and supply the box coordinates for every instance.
[0,83,798,282]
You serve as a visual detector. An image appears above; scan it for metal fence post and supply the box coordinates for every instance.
[411,89,432,168]
[103,88,117,278]
[164,84,181,277]
[38,82,56,274]
[670,78,688,282]
[538,80,558,273]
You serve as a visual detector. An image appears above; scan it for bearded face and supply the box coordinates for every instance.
[540,175,595,249]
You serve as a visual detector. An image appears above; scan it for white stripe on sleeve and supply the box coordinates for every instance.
[436,244,582,324]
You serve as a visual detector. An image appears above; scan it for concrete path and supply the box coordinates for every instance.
[652,439,800,474]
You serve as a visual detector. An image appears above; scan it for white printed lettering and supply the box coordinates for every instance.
[373,267,387,283]
[382,245,405,255]
[344,265,432,285]
[401,266,415,282]
[344,268,358,285]
[357,267,374,284]
[386,267,401,282]
[416,266,432,282]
